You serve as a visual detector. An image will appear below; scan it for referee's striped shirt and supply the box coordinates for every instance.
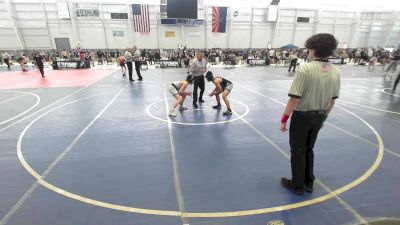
[288,61,340,111]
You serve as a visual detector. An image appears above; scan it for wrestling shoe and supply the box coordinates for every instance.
[222,110,232,116]
[178,105,187,110]
[212,105,221,109]
[168,110,177,117]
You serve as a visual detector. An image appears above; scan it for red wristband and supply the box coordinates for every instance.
[281,114,290,123]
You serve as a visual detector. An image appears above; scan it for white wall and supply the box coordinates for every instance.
[0,0,399,50]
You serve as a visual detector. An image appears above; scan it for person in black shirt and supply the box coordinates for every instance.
[205,71,233,116]
[393,71,400,92]
[1,51,11,70]
[141,49,146,58]
[149,50,155,65]
[96,50,103,63]
[33,52,45,77]
[19,54,28,72]
[288,53,298,72]
[110,50,115,63]
[155,50,161,62]
[383,50,400,77]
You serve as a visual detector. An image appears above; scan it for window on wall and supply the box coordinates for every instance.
[111,13,128,20]
[297,17,310,23]
[112,31,125,37]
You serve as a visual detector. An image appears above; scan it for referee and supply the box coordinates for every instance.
[190,50,207,108]
[33,52,45,78]
[280,33,340,195]
[124,47,134,82]
[133,45,143,81]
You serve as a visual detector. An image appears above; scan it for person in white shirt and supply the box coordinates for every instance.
[132,45,143,81]
[19,54,28,72]
[61,49,68,59]
[124,47,134,82]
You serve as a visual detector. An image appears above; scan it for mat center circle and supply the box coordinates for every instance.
[146,98,250,125]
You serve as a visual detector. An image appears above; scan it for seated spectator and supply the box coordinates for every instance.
[19,54,29,72]
[61,49,68,59]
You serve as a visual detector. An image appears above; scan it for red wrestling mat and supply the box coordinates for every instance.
[0,69,115,89]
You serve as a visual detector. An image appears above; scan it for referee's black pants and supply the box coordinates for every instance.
[134,61,143,80]
[126,62,133,81]
[4,58,10,69]
[193,75,205,104]
[289,110,325,188]
[394,72,400,91]
[37,64,44,76]
[288,59,297,72]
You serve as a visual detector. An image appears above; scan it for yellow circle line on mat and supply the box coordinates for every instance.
[16,93,384,218]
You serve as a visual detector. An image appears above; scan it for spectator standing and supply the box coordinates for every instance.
[33,52,45,78]
[2,51,11,70]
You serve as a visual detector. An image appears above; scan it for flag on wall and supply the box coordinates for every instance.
[212,7,227,33]
[132,4,150,33]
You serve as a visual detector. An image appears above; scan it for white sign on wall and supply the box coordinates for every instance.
[267,5,278,22]
[57,3,70,19]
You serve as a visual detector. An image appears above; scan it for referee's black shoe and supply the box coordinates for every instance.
[305,182,313,193]
[193,103,199,109]
[281,178,304,195]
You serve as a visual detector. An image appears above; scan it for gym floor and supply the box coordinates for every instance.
[0,64,399,225]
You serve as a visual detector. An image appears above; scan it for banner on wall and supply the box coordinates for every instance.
[165,31,176,37]
[75,3,99,17]
[160,19,204,26]
[212,7,227,33]
[197,0,205,19]
[188,19,204,26]
[160,0,167,19]
[160,5,167,18]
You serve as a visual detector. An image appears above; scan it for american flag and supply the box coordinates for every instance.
[132,4,150,33]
